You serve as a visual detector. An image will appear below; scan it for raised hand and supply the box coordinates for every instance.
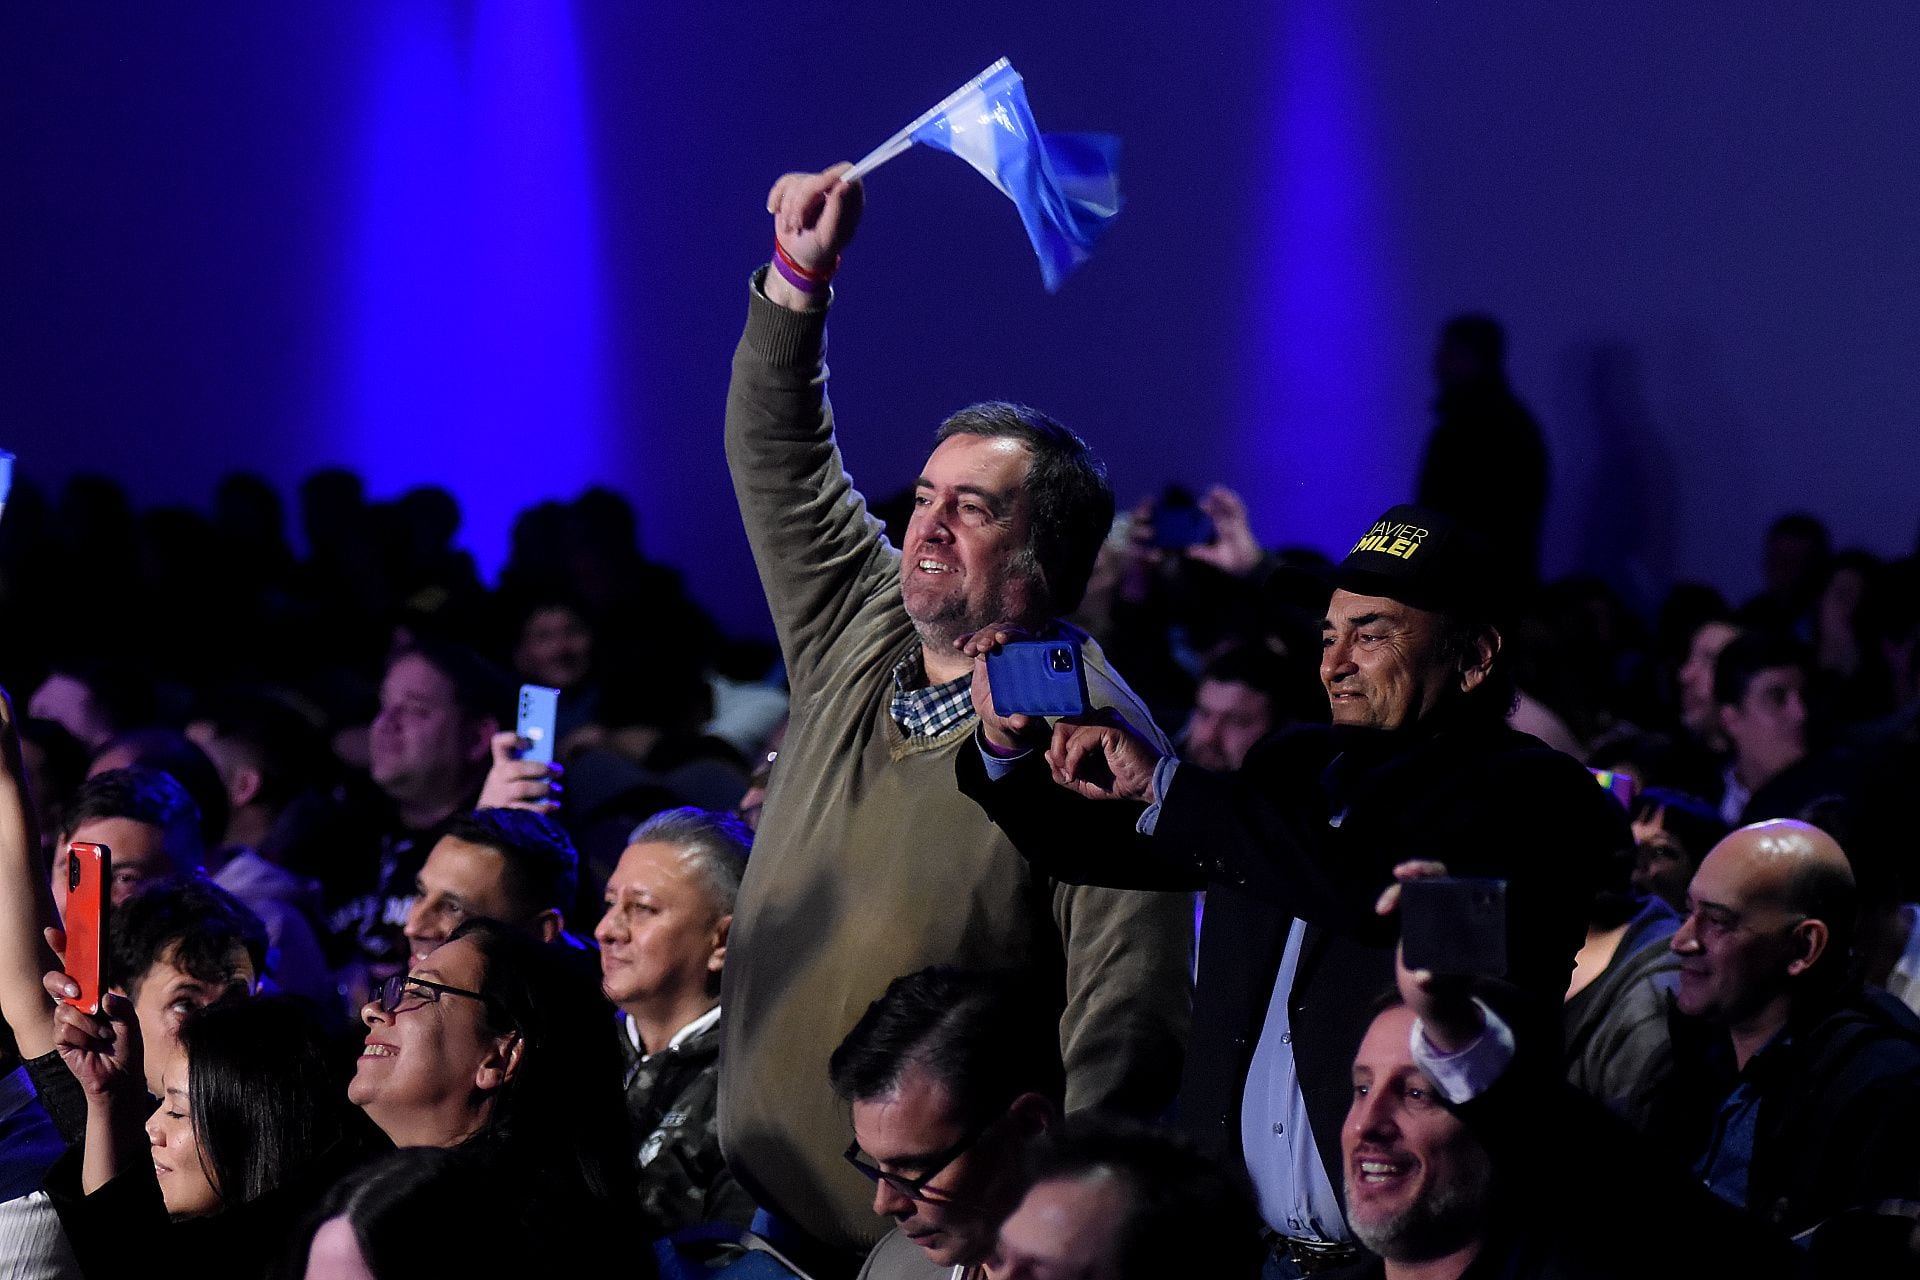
[1185,485,1264,577]
[764,164,865,309]
[46,975,144,1102]
[1375,860,1484,1052]
[958,624,1052,756]
[478,731,562,814]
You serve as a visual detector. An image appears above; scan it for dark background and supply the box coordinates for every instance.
[3,2,1915,638]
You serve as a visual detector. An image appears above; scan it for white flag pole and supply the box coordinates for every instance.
[841,58,1012,183]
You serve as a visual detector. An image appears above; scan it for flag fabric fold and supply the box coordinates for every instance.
[893,59,1123,292]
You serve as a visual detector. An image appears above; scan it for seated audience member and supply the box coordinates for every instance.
[401,808,589,966]
[1676,616,1743,752]
[1336,962,1794,1280]
[1627,787,1729,912]
[829,967,1064,1280]
[348,917,632,1268]
[324,642,507,990]
[992,1116,1265,1280]
[17,717,88,859]
[596,808,754,1234]
[53,766,204,912]
[1179,643,1322,773]
[181,699,336,1011]
[1740,513,1830,636]
[1563,826,1683,1131]
[1710,631,1815,824]
[26,877,267,1132]
[44,996,362,1280]
[88,727,230,850]
[1652,819,1920,1262]
[504,590,600,743]
[290,1147,541,1280]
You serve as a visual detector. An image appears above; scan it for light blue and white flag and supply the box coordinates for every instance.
[846,59,1121,292]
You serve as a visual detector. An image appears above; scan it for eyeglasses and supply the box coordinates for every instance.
[373,973,490,1016]
[843,1111,1002,1205]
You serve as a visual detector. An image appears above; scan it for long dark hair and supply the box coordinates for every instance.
[283,1147,532,1278]
[179,996,347,1207]
[446,918,633,1207]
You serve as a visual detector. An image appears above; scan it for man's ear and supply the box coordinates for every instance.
[531,908,563,944]
[466,716,501,767]
[228,764,264,810]
[1006,1090,1060,1139]
[475,1032,525,1092]
[706,914,733,974]
[1784,917,1830,978]
[1458,627,1501,694]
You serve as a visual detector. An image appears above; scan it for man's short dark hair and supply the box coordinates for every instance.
[61,766,205,872]
[626,807,751,914]
[1022,1115,1266,1280]
[109,875,268,996]
[934,403,1114,616]
[1713,630,1809,709]
[198,693,327,815]
[829,967,1064,1128]
[390,639,513,728]
[94,728,229,848]
[442,808,579,918]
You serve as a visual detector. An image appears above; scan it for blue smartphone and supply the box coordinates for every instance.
[516,684,561,765]
[986,642,1090,718]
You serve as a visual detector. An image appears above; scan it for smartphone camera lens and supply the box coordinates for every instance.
[69,857,80,890]
[1049,648,1073,674]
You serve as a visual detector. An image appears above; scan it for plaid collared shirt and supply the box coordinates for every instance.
[889,647,976,740]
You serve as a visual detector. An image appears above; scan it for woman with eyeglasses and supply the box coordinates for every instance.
[45,994,372,1279]
[348,917,638,1273]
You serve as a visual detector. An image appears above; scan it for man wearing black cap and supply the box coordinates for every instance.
[958,504,1627,1275]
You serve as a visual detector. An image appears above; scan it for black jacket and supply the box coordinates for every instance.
[1652,985,1920,1251]
[959,716,1627,1193]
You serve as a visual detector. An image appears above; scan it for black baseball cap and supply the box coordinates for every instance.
[1270,504,1501,616]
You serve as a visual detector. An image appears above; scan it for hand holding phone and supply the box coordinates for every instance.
[986,642,1091,719]
[516,685,561,766]
[60,842,110,1014]
[1398,876,1509,980]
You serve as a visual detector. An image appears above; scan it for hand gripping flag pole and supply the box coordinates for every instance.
[844,59,1122,292]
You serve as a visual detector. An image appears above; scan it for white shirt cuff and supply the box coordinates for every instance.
[1408,998,1514,1105]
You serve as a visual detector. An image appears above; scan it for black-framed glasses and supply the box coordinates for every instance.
[373,973,489,1015]
[843,1111,1002,1205]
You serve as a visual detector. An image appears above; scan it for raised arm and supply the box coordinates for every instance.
[725,165,902,690]
[0,687,63,1059]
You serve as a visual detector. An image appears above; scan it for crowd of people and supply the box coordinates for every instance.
[0,161,1917,1279]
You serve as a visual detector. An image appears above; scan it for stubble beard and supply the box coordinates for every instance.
[1345,1149,1493,1263]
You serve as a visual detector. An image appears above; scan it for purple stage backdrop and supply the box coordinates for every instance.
[3,2,1916,637]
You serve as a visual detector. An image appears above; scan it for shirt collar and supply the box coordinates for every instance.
[889,646,976,740]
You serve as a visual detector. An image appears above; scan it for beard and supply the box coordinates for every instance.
[1345,1146,1494,1263]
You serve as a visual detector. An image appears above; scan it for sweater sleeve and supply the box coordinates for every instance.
[23,1051,85,1147]
[724,271,902,693]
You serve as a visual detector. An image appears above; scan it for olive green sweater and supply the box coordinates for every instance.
[719,274,1193,1255]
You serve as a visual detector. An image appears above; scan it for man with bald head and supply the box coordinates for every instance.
[1657,819,1920,1258]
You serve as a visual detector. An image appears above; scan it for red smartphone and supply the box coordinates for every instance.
[61,841,110,1014]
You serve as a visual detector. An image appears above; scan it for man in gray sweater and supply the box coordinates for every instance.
[720,163,1192,1268]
